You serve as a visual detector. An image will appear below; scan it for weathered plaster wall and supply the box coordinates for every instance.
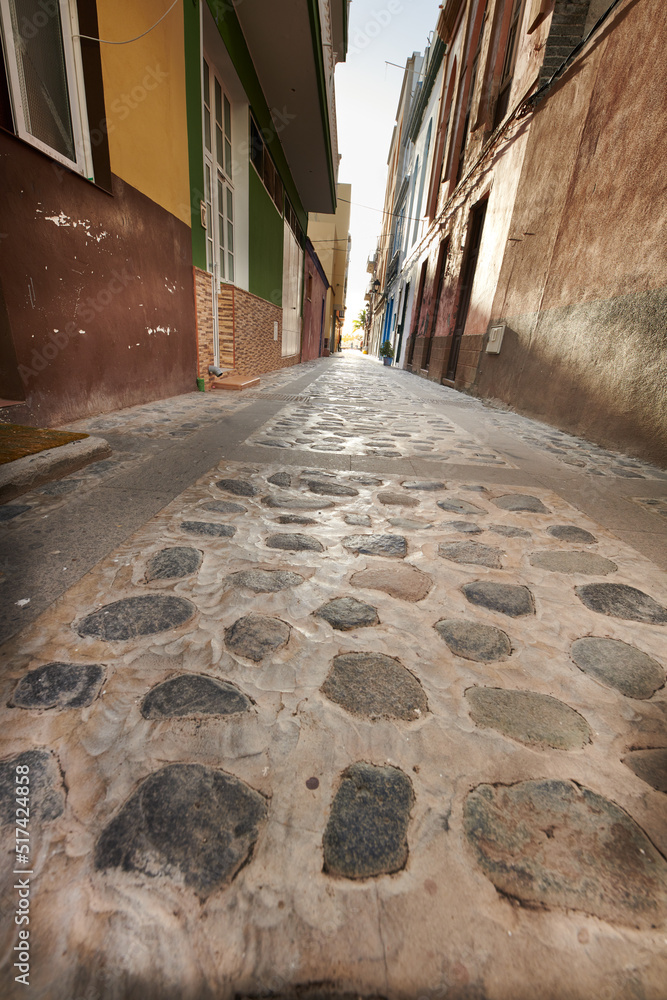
[403,0,548,388]
[0,133,196,427]
[96,0,191,226]
[477,0,667,466]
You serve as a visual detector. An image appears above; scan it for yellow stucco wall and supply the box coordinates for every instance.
[307,182,351,307]
[96,0,191,225]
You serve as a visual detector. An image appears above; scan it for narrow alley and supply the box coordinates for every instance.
[1,352,665,999]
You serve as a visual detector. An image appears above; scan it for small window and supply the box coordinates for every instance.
[250,115,263,175]
[203,58,211,153]
[494,0,523,127]
[250,112,286,216]
[284,197,303,245]
[223,93,232,176]
[0,0,91,174]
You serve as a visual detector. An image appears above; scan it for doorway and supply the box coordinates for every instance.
[407,259,428,367]
[423,238,448,372]
[446,200,486,381]
[395,281,410,366]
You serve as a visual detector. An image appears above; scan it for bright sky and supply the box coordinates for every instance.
[335,0,442,336]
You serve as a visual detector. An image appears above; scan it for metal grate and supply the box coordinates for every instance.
[244,392,312,403]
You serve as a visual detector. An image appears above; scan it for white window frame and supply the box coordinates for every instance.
[0,0,93,177]
[282,219,303,357]
[202,56,235,280]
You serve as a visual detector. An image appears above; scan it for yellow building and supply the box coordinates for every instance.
[307,182,351,352]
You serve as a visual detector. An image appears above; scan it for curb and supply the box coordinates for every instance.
[0,436,111,502]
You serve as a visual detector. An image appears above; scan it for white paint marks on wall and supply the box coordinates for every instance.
[44,213,109,242]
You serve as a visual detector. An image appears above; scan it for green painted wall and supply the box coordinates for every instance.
[306,0,336,212]
[249,167,283,305]
[206,0,308,233]
[184,0,206,270]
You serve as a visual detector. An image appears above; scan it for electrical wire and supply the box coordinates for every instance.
[74,0,180,45]
[337,196,424,226]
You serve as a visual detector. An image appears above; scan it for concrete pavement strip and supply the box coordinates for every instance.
[0,435,111,503]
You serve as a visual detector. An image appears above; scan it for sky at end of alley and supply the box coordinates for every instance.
[335,0,442,337]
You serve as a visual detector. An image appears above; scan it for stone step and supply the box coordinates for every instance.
[211,374,261,391]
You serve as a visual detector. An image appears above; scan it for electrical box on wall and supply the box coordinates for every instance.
[486,324,506,354]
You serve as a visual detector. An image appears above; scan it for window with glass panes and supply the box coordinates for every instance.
[202,57,234,283]
[494,0,523,127]
[0,0,92,176]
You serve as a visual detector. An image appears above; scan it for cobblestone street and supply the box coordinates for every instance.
[1,353,666,1000]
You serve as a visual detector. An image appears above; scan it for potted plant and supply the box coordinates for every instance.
[379,340,395,366]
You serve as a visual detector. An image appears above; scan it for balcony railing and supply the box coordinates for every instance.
[386,250,401,287]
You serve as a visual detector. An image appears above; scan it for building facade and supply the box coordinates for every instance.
[301,240,330,362]
[0,0,348,425]
[307,181,352,354]
[371,0,665,465]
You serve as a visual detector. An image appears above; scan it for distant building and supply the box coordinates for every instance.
[366,51,425,365]
[0,0,348,425]
[307,182,352,354]
[371,0,666,465]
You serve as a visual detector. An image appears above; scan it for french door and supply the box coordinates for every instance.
[202,57,234,362]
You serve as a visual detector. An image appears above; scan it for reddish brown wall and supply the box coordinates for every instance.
[0,131,197,427]
[476,0,667,465]
[302,246,328,362]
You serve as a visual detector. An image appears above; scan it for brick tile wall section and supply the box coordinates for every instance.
[219,284,235,369]
[234,286,301,377]
[193,268,301,389]
[194,267,218,390]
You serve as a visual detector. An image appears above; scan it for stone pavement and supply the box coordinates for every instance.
[0,352,666,1000]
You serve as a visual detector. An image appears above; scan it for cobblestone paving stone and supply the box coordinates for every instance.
[464,686,592,749]
[141,674,252,719]
[145,546,203,581]
[94,762,268,898]
[622,748,667,792]
[10,660,105,710]
[0,749,65,823]
[1,356,666,999]
[570,636,665,699]
[464,779,667,927]
[323,763,414,878]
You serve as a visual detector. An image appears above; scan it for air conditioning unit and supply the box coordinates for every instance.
[486,323,506,354]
